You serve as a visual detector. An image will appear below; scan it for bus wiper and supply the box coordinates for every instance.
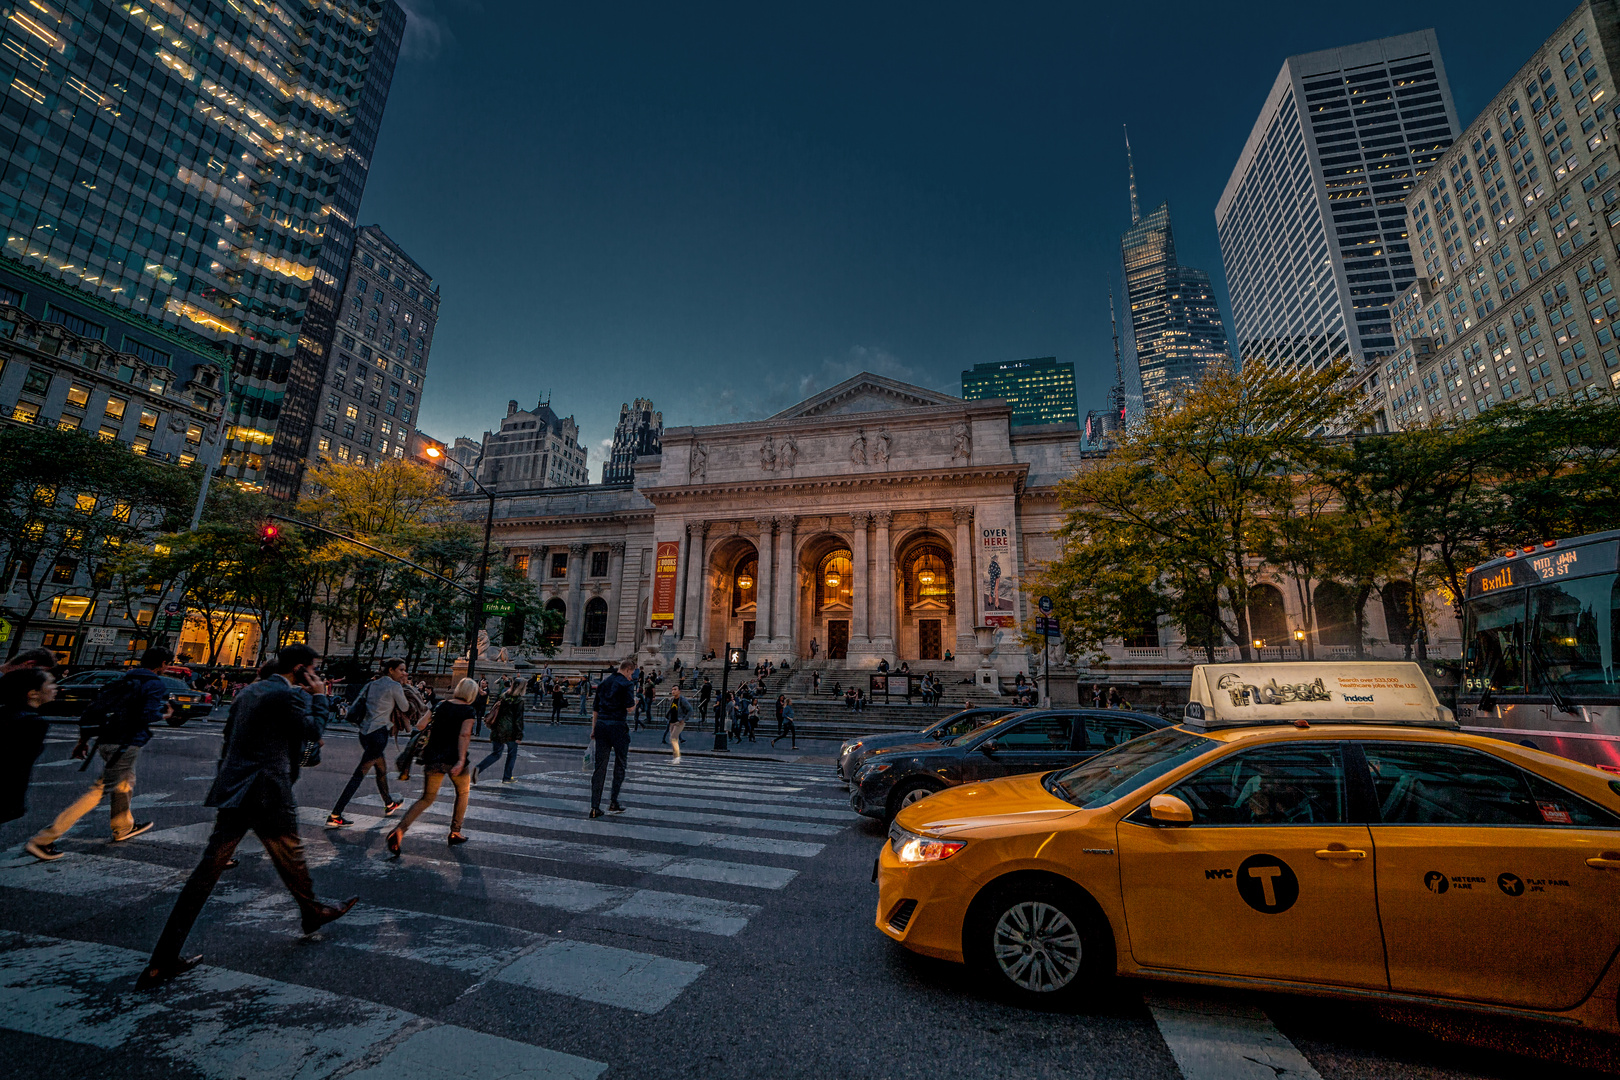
[1529,640,1582,717]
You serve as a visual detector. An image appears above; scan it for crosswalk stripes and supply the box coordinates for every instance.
[0,753,857,1058]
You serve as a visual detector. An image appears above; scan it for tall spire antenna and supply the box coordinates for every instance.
[1124,125,1140,224]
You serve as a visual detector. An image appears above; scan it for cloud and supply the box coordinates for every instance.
[396,0,458,62]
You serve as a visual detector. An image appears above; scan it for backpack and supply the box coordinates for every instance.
[345,680,373,726]
[80,674,148,744]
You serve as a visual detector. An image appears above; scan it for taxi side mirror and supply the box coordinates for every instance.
[979,740,998,757]
[1149,794,1193,827]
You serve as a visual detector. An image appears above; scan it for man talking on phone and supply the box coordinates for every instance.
[136,644,357,990]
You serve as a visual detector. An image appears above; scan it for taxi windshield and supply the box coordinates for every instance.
[1044,729,1213,809]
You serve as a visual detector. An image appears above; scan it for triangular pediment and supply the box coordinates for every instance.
[768,372,962,420]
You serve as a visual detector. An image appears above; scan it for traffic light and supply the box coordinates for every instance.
[259,522,281,551]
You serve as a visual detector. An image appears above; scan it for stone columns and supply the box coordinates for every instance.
[775,516,797,658]
[953,507,975,664]
[565,542,587,646]
[695,534,713,654]
[606,541,626,645]
[754,517,774,650]
[850,511,870,651]
[526,547,542,582]
[679,521,706,643]
[872,510,894,658]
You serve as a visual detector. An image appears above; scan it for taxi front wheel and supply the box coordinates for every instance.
[967,879,1111,1003]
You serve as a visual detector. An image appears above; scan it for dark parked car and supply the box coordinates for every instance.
[849,708,1171,821]
[837,707,1018,782]
[43,669,214,725]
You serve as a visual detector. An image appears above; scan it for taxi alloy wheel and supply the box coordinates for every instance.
[993,901,1082,994]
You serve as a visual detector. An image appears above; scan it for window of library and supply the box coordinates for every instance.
[550,552,569,578]
[590,551,609,577]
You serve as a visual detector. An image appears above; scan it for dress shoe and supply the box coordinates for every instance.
[301,897,358,935]
[134,954,202,991]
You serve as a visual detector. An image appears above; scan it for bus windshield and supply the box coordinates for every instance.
[1530,572,1620,696]
[1464,589,1527,695]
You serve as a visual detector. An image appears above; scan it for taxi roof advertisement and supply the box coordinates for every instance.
[1186,662,1447,730]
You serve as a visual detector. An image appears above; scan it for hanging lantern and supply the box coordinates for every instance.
[917,568,936,586]
[737,572,754,590]
[825,571,841,589]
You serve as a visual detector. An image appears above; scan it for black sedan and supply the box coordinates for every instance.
[837,707,1018,782]
[44,670,214,725]
[848,707,1171,821]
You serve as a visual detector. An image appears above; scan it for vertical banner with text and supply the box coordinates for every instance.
[651,540,680,628]
[978,521,1016,627]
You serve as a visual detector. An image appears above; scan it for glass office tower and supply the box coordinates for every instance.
[1217,31,1459,375]
[1120,204,1232,412]
[960,356,1079,427]
[0,0,405,496]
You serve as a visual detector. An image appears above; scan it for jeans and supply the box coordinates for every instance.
[551,702,563,724]
[668,720,685,761]
[147,806,320,968]
[590,721,630,809]
[32,744,141,843]
[397,767,471,836]
[477,741,518,781]
[331,728,393,816]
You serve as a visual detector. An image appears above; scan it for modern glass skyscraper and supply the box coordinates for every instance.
[1120,195,1232,411]
[0,0,405,497]
[1216,31,1460,375]
[960,356,1078,427]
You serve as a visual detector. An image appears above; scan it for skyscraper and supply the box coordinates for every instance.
[1216,31,1460,375]
[960,357,1078,427]
[0,0,405,497]
[302,225,437,481]
[475,398,589,492]
[602,398,662,484]
[1083,291,1130,448]
[1120,135,1232,412]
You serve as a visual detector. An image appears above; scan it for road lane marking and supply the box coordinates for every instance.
[1146,992,1324,1080]
[345,1024,605,1080]
[494,939,703,1014]
[456,788,844,835]
[504,778,854,820]
[0,851,182,894]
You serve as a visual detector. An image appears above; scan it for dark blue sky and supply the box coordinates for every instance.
[361,1,1571,472]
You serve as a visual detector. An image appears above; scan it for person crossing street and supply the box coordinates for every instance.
[135,645,355,990]
[588,658,636,818]
[475,682,525,783]
[325,659,414,828]
[664,684,691,763]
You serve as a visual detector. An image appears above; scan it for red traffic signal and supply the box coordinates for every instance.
[259,522,281,546]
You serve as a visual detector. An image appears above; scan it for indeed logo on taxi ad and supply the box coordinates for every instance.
[1341,693,1374,702]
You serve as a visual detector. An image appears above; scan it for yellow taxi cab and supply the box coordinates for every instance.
[875,662,1620,1031]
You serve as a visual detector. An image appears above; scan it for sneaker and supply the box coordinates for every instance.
[113,821,154,842]
[608,802,626,814]
[23,839,62,862]
[501,778,515,784]
[383,800,403,816]
[470,768,479,786]
[325,814,351,829]
[588,807,604,820]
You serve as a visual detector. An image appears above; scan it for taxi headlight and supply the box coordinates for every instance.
[841,740,863,756]
[855,761,891,783]
[891,826,966,865]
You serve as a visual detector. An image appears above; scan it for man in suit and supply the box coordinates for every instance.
[136,644,357,990]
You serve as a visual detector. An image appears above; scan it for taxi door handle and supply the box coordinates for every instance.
[1314,847,1367,860]
[1585,854,1620,871]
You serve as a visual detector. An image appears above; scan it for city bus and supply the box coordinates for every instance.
[1458,529,1620,771]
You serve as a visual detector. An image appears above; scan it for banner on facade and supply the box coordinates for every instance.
[651,541,680,628]
[979,523,1016,627]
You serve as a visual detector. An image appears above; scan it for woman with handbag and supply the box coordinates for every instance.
[475,685,525,784]
[388,678,476,854]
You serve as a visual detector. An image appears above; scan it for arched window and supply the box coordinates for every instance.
[817,549,852,612]
[1382,580,1418,646]
[581,598,608,647]
[543,598,565,646]
[1314,581,1356,647]
[731,557,758,616]
[904,544,952,608]
[1246,584,1288,646]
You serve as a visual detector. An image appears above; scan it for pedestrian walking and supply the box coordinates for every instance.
[1107,685,1121,709]
[1,665,56,825]
[473,677,490,735]
[475,683,525,784]
[388,678,478,854]
[25,647,172,861]
[578,676,591,717]
[550,684,566,725]
[325,659,413,828]
[588,658,636,818]
[135,645,355,990]
[0,646,58,676]
[665,685,691,763]
[771,696,797,749]
[698,677,713,722]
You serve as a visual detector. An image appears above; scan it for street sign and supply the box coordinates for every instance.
[83,626,118,645]
[483,598,516,617]
[164,603,181,615]
[1035,616,1062,638]
[157,614,185,632]
[1038,595,1053,614]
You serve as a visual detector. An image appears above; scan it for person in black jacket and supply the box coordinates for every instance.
[588,658,637,818]
[25,647,171,860]
[0,667,56,824]
[135,645,356,990]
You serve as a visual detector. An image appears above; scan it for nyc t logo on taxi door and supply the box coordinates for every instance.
[1236,854,1299,913]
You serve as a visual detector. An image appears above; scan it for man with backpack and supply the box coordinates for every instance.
[135,644,356,990]
[24,647,172,860]
[325,658,414,828]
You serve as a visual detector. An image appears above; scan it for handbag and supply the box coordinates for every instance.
[300,740,322,767]
[581,742,595,772]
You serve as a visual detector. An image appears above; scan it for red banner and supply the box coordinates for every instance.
[651,541,680,628]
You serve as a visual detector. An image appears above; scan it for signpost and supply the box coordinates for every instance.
[1036,597,1057,706]
[482,598,516,617]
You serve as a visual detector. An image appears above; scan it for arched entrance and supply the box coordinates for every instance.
[1246,584,1288,647]
[706,537,759,658]
[896,532,954,662]
[798,533,852,660]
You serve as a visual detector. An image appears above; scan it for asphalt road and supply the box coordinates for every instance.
[0,712,1616,1080]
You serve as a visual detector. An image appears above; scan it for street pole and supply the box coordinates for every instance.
[466,486,495,682]
[713,640,730,752]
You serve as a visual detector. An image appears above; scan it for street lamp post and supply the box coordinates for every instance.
[421,444,496,681]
